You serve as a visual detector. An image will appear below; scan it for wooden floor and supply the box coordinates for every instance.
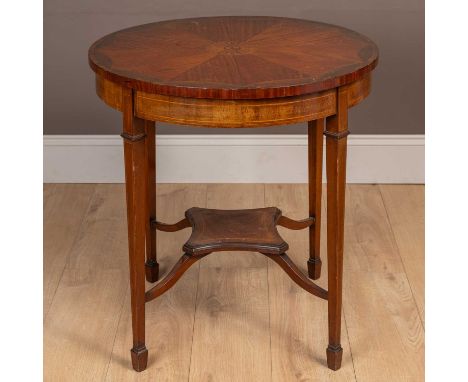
[44,184,424,382]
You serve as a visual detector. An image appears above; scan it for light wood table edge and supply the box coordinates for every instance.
[95,74,371,128]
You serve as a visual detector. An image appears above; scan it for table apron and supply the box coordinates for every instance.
[95,74,371,127]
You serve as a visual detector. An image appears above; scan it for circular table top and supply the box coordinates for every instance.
[89,16,378,100]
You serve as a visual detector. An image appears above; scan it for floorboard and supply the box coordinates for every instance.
[342,185,424,381]
[43,184,96,318]
[380,185,425,325]
[44,185,129,381]
[43,184,425,382]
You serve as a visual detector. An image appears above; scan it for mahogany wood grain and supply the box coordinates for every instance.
[325,86,349,370]
[88,16,379,374]
[143,206,327,302]
[347,72,372,108]
[95,75,123,111]
[183,207,288,256]
[144,121,159,283]
[89,16,378,99]
[95,73,371,128]
[121,87,148,371]
[308,118,324,280]
[276,215,315,230]
[145,253,207,303]
[135,88,336,128]
[151,217,191,232]
[203,184,267,269]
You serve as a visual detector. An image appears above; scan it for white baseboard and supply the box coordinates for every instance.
[43,134,424,183]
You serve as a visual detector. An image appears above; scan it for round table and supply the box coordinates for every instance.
[88,16,378,372]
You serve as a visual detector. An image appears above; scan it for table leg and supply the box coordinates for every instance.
[122,88,148,372]
[307,119,324,279]
[144,121,159,283]
[325,87,349,370]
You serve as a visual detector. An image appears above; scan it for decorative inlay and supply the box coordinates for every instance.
[222,41,253,55]
[89,16,379,99]
[135,89,336,128]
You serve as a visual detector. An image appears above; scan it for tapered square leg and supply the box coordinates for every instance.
[325,86,348,371]
[307,119,324,280]
[122,87,148,372]
[307,258,322,280]
[144,121,159,283]
[326,345,343,370]
[131,346,148,372]
[145,259,159,283]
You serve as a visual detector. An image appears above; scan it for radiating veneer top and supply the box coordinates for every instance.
[89,16,378,100]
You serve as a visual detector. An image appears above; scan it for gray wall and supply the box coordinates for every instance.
[44,0,424,135]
